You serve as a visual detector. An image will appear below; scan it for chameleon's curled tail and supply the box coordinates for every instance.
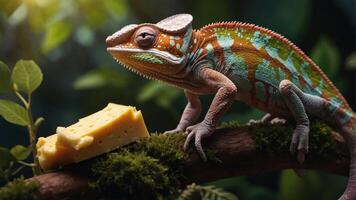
[339,114,356,200]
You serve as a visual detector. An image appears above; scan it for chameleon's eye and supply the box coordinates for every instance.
[134,27,156,49]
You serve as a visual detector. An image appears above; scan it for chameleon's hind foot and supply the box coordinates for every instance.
[290,124,309,163]
[279,80,310,164]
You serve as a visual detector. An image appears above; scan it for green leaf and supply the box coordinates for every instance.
[73,67,128,90]
[244,186,276,200]
[11,60,43,94]
[0,147,15,168]
[41,20,72,53]
[26,0,60,32]
[104,0,127,20]
[279,170,304,200]
[138,82,163,102]
[74,25,94,46]
[138,82,180,109]
[0,0,22,16]
[34,117,45,130]
[310,36,341,79]
[279,170,321,200]
[0,99,29,126]
[345,52,356,70]
[0,61,12,93]
[82,4,107,28]
[10,145,32,161]
[179,183,238,200]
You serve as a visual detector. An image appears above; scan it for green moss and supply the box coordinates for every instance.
[0,178,41,200]
[308,121,338,158]
[247,120,338,159]
[125,133,187,169]
[91,133,187,199]
[205,149,222,164]
[92,151,172,199]
[218,120,240,129]
[248,122,293,154]
[89,120,340,199]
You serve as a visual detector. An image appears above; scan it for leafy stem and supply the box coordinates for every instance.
[17,161,36,168]
[0,145,35,183]
[14,90,28,108]
[24,94,42,175]
[13,86,42,175]
[12,88,43,175]
[0,60,44,177]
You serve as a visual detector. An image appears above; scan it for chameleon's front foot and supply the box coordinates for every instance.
[183,122,214,161]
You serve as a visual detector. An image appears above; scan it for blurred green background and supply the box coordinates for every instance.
[0,0,355,199]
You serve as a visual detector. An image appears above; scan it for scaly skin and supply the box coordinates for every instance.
[106,14,356,200]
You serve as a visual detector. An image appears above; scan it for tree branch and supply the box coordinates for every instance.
[28,125,350,200]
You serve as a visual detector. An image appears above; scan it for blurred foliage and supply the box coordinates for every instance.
[41,20,72,53]
[179,183,238,200]
[310,35,346,91]
[0,61,11,92]
[0,0,355,199]
[345,52,356,70]
[1,0,127,54]
[73,66,128,90]
[0,178,41,200]
[138,82,181,115]
[279,170,347,200]
[310,36,341,79]
[280,170,321,200]
[233,0,311,41]
[210,176,277,200]
[0,145,32,185]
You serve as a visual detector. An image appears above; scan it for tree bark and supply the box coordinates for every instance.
[28,126,350,200]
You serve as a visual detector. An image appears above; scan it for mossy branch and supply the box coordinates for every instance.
[26,121,349,200]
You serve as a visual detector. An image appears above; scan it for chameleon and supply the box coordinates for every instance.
[106,14,356,200]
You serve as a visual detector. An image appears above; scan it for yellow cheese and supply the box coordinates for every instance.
[36,103,150,170]
[36,135,73,170]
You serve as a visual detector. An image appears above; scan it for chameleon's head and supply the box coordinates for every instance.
[106,14,193,80]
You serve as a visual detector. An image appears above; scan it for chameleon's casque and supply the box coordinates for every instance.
[107,14,356,200]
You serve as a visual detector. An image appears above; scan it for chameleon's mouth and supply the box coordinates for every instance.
[107,47,186,65]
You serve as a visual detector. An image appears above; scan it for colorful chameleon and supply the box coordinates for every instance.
[106,14,356,200]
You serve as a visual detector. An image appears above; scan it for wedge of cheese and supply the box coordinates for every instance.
[36,103,149,170]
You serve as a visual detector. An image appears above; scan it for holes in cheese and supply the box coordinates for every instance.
[36,103,150,170]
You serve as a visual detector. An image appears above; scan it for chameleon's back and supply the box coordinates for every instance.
[196,22,352,114]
